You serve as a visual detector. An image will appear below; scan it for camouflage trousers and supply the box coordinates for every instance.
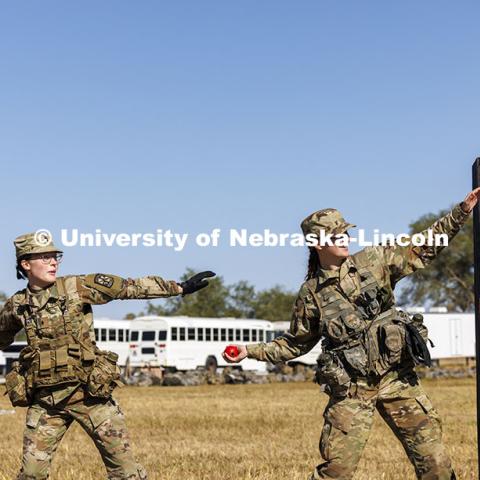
[310,368,455,480]
[16,390,147,480]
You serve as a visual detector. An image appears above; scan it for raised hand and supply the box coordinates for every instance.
[462,187,480,213]
[179,271,216,295]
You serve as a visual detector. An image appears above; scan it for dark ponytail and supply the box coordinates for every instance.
[16,256,28,280]
[305,247,320,280]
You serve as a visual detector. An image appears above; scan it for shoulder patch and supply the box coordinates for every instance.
[83,273,125,297]
[93,274,115,288]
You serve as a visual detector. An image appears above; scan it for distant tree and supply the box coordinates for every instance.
[253,286,296,322]
[225,280,257,318]
[398,207,473,312]
[145,269,230,317]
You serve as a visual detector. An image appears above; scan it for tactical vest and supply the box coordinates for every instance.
[306,261,429,377]
[14,278,98,390]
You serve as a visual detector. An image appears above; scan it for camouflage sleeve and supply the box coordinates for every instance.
[246,287,321,363]
[374,202,470,286]
[77,274,182,305]
[0,299,23,350]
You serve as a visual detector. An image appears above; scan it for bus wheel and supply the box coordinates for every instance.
[205,355,217,373]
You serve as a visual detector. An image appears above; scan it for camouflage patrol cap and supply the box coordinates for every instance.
[14,231,63,259]
[301,208,356,237]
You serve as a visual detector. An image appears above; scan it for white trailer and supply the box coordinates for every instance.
[423,313,475,360]
[128,316,275,372]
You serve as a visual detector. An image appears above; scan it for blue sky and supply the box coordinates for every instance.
[0,1,478,318]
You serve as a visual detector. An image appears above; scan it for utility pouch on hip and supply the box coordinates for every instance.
[4,361,31,407]
[87,351,123,399]
[315,352,351,397]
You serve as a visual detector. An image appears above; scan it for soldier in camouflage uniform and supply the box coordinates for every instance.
[224,188,480,480]
[0,232,215,480]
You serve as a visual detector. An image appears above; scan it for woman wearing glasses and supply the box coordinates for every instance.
[224,188,480,480]
[0,231,215,480]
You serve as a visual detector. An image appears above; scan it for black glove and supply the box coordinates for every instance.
[179,271,216,295]
[405,323,432,367]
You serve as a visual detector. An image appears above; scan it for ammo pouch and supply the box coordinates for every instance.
[379,322,405,366]
[4,361,31,407]
[377,311,432,370]
[87,350,123,399]
[315,352,351,397]
[26,337,95,388]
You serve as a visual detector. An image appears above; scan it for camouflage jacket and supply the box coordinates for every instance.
[0,274,181,404]
[246,203,470,365]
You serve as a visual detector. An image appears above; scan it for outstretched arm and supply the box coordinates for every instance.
[78,271,216,305]
[223,288,322,364]
[373,188,479,287]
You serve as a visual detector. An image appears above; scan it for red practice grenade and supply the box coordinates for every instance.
[224,345,239,357]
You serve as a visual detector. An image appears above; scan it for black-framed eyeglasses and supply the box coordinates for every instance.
[30,253,63,264]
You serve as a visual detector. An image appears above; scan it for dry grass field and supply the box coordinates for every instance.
[0,378,476,480]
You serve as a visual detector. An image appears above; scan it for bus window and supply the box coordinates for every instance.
[179,328,186,341]
[126,330,130,341]
[228,329,234,341]
[158,330,167,341]
[197,328,204,341]
[213,329,219,341]
[142,331,155,341]
[118,330,124,342]
[130,331,139,342]
[188,328,195,341]
[242,329,250,342]
[109,329,116,342]
[94,328,99,341]
[171,328,178,341]
[101,329,107,342]
[252,329,257,342]
[259,330,264,342]
[220,328,226,341]
[205,328,211,341]
[235,330,241,341]
[267,331,275,342]
[142,347,155,355]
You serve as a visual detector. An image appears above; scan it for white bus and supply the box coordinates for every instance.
[93,318,131,366]
[128,316,275,372]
